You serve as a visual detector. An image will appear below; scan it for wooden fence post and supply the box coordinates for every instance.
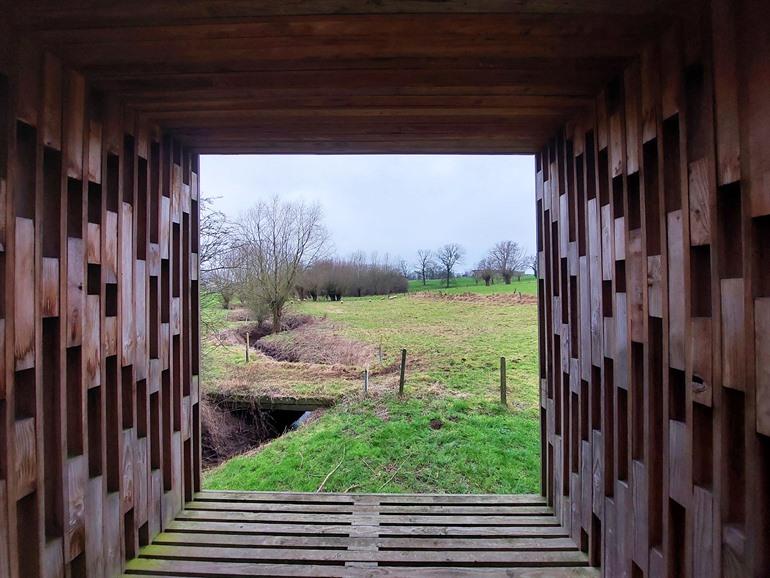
[246,332,250,362]
[399,349,407,396]
[363,367,369,397]
[500,356,507,405]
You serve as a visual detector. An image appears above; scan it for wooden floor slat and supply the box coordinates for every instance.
[127,491,598,577]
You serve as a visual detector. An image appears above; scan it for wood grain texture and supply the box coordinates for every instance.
[1,42,200,578]
[1,2,768,577]
[536,9,769,576]
[127,492,595,577]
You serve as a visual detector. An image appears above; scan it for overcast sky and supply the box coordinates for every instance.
[200,155,536,270]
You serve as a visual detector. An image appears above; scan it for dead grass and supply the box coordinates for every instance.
[411,291,537,305]
[200,396,273,466]
[257,321,377,366]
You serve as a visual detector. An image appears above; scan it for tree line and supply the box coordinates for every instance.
[413,241,534,287]
[474,241,532,286]
[201,195,535,333]
[201,196,408,333]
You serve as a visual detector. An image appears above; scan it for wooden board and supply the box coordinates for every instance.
[125,492,594,577]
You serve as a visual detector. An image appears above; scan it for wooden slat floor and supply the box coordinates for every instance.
[124,491,598,577]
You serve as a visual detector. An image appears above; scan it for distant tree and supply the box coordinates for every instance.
[476,258,495,286]
[490,240,526,284]
[398,258,411,279]
[415,249,435,285]
[436,243,464,288]
[529,254,539,277]
[298,257,407,299]
[198,194,241,308]
[237,197,329,333]
[199,195,235,275]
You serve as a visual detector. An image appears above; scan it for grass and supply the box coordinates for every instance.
[408,275,537,295]
[204,397,540,494]
[202,275,541,494]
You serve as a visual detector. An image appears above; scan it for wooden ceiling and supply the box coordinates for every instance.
[15,1,679,154]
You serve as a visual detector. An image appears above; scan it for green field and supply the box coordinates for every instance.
[202,276,541,494]
[408,275,537,295]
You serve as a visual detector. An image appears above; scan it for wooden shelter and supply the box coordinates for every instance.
[0,0,768,576]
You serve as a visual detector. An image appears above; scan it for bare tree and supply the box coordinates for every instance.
[398,258,411,279]
[476,257,495,286]
[415,249,435,286]
[436,243,464,288]
[529,254,539,277]
[237,197,329,333]
[199,195,236,275]
[490,240,526,284]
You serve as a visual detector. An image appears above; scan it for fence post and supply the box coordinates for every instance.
[246,332,250,362]
[500,356,507,405]
[363,367,369,397]
[399,349,407,396]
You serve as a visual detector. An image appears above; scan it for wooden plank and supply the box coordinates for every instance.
[627,229,643,342]
[122,428,135,513]
[690,317,712,406]
[666,210,685,370]
[87,112,103,184]
[153,533,575,550]
[121,202,135,364]
[14,417,37,499]
[647,255,662,318]
[720,278,745,390]
[42,52,63,149]
[711,0,741,185]
[66,455,87,561]
[688,158,711,246]
[601,204,613,280]
[756,298,770,436]
[86,223,100,264]
[41,257,60,318]
[67,238,85,346]
[14,218,35,370]
[668,420,689,507]
[84,295,100,388]
[692,485,714,578]
[138,543,590,565]
[125,558,599,578]
[85,477,105,577]
[103,210,118,283]
[64,70,86,180]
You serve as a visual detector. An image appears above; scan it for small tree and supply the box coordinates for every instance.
[476,258,495,286]
[529,254,539,277]
[436,243,464,288]
[490,240,525,284]
[415,249,435,286]
[237,197,328,333]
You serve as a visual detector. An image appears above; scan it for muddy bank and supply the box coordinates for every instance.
[200,394,323,468]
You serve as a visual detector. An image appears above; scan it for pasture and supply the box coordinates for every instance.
[202,276,542,494]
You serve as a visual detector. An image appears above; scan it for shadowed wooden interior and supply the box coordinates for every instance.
[1,1,769,576]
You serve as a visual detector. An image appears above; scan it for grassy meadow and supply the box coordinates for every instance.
[202,275,542,494]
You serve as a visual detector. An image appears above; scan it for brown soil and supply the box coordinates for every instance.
[412,291,537,305]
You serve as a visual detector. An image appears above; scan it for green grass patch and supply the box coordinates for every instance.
[408,275,536,295]
[204,397,540,494]
[201,281,542,494]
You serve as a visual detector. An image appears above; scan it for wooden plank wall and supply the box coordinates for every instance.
[0,45,201,577]
[536,1,770,576]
